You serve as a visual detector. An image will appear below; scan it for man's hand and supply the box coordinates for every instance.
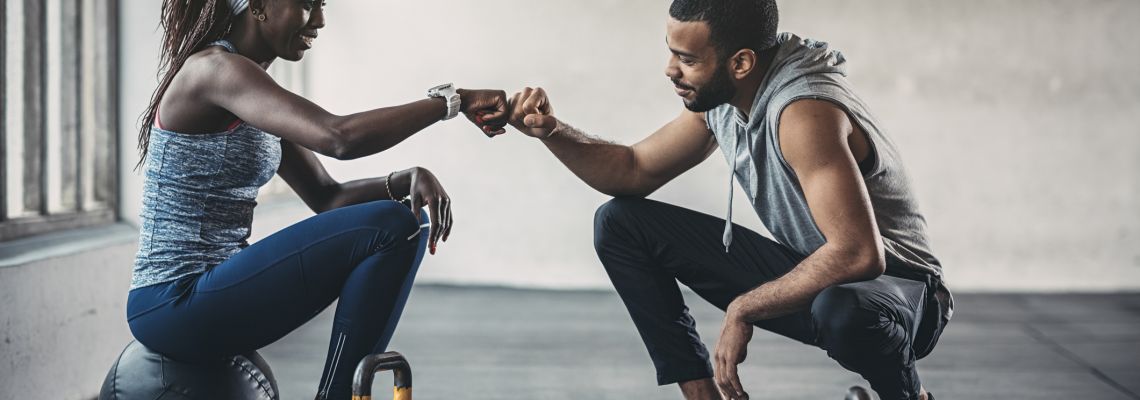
[457,89,509,137]
[507,87,558,138]
[714,305,754,400]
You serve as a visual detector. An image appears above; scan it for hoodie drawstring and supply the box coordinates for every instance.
[723,128,740,253]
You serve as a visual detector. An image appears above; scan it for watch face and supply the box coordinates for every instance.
[429,83,453,96]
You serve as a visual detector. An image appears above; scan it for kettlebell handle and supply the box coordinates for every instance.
[351,351,412,400]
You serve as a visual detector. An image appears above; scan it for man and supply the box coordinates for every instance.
[500,1,952,399]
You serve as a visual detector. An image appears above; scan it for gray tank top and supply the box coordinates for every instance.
[131,40,282,289]
[707,33,942,279]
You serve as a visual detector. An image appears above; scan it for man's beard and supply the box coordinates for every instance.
[679,64,736,113]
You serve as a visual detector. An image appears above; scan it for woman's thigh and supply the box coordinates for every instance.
[131,200,423,360]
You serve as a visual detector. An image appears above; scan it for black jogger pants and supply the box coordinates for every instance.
[593,197,949,400]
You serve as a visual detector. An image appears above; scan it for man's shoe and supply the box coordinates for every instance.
[845,386,873,400]
[844,386,935,400]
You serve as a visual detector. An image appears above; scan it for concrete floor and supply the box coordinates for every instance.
[260,286,1140,400]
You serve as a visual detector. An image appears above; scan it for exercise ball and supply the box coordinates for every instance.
[99,340,279,400]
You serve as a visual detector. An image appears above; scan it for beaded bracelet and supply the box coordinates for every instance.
[385,171,397,200]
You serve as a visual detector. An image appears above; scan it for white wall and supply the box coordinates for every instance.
[15,2,1130,399]
[0,235,136,398]
[117,0,160,230]
[298,0,689,289]
[112,1,1140,292]
[290,0,1140,292]
[777,0,1140,291]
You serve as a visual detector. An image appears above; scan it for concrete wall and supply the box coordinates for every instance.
[2,1,1138,399]
[117,0,160,230]
[291,0,1140,291]
[0,231,136,399]
[780,0,1140,291]
[110,0,1140,295]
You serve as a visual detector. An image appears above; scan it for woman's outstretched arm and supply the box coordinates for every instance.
[201,51,506,160]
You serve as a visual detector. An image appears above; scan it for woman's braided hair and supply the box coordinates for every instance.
[136,0,235,169]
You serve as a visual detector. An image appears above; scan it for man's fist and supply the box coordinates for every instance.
[508,87,558,138]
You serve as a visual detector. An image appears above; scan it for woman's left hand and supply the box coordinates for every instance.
[398,166,453,255]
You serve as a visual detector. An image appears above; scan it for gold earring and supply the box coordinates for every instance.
[257,13,266,22]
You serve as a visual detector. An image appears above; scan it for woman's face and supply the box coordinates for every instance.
[258,0,326,61]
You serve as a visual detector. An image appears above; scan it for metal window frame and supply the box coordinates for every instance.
[0,0,119,242]
[1,0,7,222]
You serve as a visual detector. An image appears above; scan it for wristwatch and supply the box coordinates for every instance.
[427,83,462,121]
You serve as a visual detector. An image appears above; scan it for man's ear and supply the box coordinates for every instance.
[249,0,267,13]
[729,48,758,80]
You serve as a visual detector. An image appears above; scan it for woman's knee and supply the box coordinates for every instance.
[349,200,421,232]
[336,201,423,251]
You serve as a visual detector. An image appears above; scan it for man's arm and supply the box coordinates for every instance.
[712,99,885,399]
[507,87,717,197]
[730,99,885,320]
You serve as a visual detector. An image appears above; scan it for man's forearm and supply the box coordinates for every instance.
[540,121,647,197]
[728,244,881,322]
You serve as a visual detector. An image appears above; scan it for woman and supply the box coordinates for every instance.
[126,0,508,398]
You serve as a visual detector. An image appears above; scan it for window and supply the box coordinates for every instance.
[1,0,118,241]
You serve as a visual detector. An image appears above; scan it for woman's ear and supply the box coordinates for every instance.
[730,49,757,80]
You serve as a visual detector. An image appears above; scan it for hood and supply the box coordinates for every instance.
[744,33,849,128]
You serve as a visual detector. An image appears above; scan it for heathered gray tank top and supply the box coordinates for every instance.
[131,40,282,289]
[707,33,942,279]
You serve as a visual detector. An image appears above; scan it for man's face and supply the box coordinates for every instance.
[665,18,736,112]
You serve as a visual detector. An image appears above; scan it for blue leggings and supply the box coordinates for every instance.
[127,200,428,400]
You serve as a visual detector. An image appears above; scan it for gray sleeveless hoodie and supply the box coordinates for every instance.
[707,33,942,280]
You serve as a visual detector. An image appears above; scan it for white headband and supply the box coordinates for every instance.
[229,0,250,16]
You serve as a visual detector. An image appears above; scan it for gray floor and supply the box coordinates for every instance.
[260,286,1140,400]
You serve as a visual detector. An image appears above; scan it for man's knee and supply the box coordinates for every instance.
[593,197,647,227]
[812,285,906,361]
[814,286,922,398]
[593,197,649,248]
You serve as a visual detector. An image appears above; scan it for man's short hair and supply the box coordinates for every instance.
[669,0,779,58]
